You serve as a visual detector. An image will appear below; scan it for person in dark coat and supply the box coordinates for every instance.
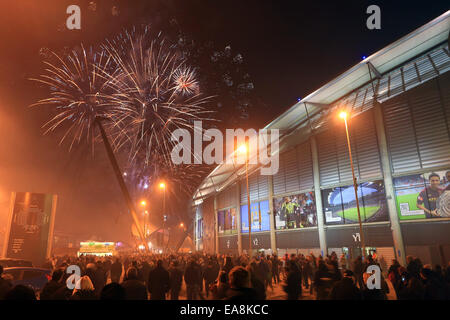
[353,256,365,289]
[184,259,203,300]
[148,259,170,300]
[100,282,126,300]
[271,255,281,285]
[121,267,148,300]
[0,265,13,300]
[139,261,151,287]
[284,260,302,300]
[40,268,64,300]
[222,256,234,276]
[329,270,362,300]
[4,285,36,300]
[110,258,123,283]
[420,267,447,300]
[247,262,266,300]
[314,260,333,300]
[204,260,218,298]
[168,261,183,300]
[225,266,258,300]
[211,271,230,300]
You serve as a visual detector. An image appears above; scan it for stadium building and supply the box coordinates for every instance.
[192,11,450,268]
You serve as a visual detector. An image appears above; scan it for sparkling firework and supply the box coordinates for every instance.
[30,44,117,150]
[101,29,214,168]
[32,28,217,196]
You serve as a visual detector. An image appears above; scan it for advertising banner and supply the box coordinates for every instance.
[394,170,450,220]
[240,200,270,233]
[322,180,388,225]
[2,192,57,265]
[273,192,317,229]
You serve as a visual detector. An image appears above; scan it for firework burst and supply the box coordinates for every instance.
[30,45,118,150]
[101,29,214,168]
[32,28,217,201]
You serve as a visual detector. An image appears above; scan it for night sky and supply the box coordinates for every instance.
[0,1,448,244]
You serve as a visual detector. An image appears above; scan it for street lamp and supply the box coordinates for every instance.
[238,143,252,258]
[159,182,166,217]
[339,111,366,259]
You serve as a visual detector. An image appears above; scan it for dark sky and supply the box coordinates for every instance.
[0,1,448,243]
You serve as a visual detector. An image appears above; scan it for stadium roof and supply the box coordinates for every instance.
[193,10,450,203]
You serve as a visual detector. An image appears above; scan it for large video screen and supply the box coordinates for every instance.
[322,180,389,225]
[241,200,270,233]
[273,192,317,229]
[218,207,237,234]
[197,218,203,239]
[394,170,450,220]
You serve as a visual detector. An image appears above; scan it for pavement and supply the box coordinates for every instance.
[108,269,396,300]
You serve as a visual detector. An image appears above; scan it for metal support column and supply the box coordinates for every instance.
[310,135,328,257]
[235,182,243,255]
[214,195,219,255]
[373,102,407,266]
[268,175,277,255]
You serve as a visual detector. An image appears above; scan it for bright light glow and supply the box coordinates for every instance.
[180,223,184,228]
[237,144,247,154]
[144,210,148,215]
[143,183,148,189]
[123,172,127,176]
[159,182,166,189]
[148,242,152,248]
[339,111,347,119]
[140,200,147,207]
[138,244,145,250]
[158,249,163,254]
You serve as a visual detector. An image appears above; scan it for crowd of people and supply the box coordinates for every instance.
[0,251,449,300]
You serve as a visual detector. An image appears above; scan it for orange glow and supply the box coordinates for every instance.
[339,111,348,119]
[159,182,166,189]
[140,200,147,207]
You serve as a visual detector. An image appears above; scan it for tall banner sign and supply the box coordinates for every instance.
[2,192,57,265]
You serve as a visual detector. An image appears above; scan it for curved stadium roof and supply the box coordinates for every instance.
[193,10,450,204]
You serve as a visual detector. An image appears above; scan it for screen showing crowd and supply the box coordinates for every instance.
[322,180,389,225]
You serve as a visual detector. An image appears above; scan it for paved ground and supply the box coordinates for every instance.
[109,269,397,300]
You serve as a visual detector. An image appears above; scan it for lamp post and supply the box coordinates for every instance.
[140,201,148,240]
[159,182,166,216]
[159,182,167,250]
[144,210,149,239]
[238,144,252,258]
[339,111,366,258]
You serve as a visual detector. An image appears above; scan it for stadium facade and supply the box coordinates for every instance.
[192,11,450,267]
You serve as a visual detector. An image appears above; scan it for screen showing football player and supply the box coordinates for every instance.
[417,173,442,218]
